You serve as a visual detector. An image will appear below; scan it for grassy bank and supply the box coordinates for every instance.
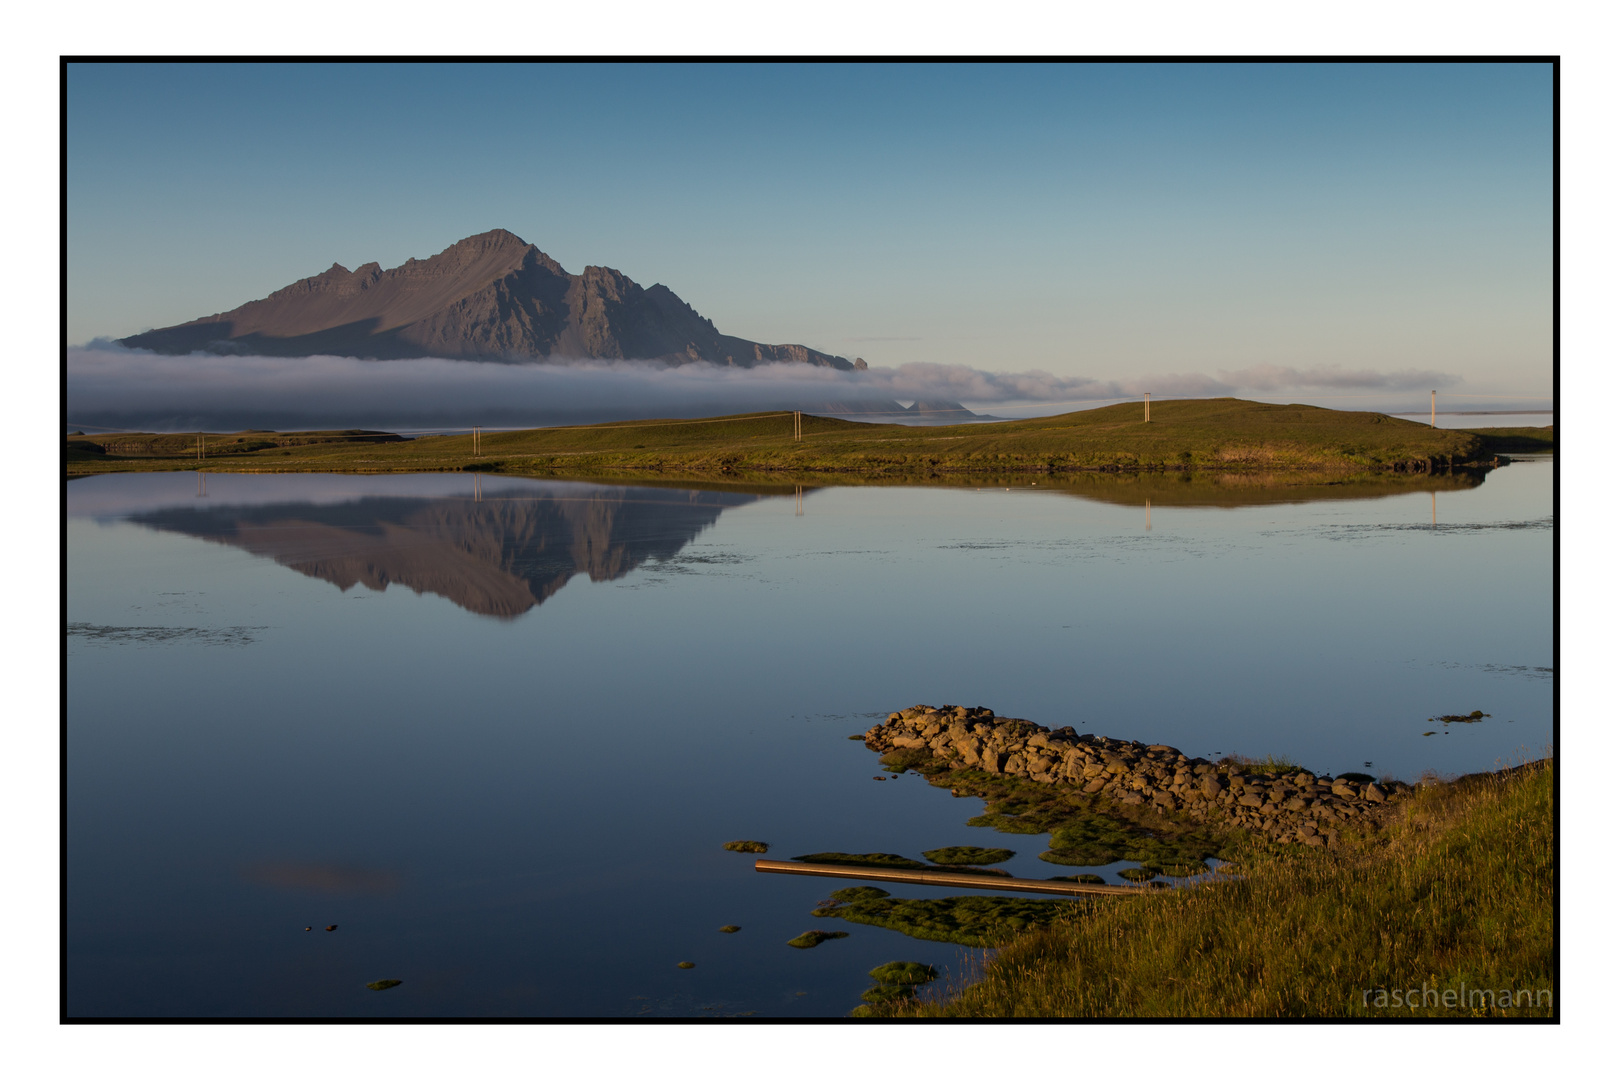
[896,758,1553,1019]
[1463,426,1556,454]
[65,398,1516,480]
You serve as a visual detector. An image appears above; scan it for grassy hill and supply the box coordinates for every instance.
[65,398,1534,480]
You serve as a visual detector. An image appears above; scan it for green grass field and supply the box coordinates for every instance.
[66,398,1543,481]
[891,758,1553,1019]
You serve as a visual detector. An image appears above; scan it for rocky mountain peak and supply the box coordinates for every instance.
[120,230,854,369]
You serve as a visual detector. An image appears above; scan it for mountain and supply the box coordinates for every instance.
[119,229,856,369]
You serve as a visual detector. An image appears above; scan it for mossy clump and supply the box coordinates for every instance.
[922,846,1015,866]
[1039,815,1225,868]
[814,893,1079,947]
[861,983,918,1004]
[366,979,402,991]
[788,930,849,949]
[677,961,696,969]
[792,852,927,870]
[1222,754,1302,775]
[965,811,1048,835]
[1118,867,1159,882]
[718,925,741,933]
[1430,711,1490,724]
[830,886,891,903]
[722,840,769,853]
[869,961,937,985]
[880,747,935,773]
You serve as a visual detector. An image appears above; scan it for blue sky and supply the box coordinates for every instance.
[67,62,1552,406]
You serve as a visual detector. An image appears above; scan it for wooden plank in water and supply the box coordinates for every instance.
[753,858,1145,897]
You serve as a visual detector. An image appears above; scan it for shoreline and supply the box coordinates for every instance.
[64,398,1551,481]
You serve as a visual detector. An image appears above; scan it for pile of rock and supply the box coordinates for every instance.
[863,705,1411,848]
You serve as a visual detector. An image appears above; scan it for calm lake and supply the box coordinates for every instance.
[64,457,1554,1017]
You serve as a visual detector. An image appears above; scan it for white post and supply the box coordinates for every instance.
[1430,391,1436,429]
[1144,393,1150,423]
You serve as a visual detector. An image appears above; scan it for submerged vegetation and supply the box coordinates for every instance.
[365,980,402,991]
[897,759,1554,1018]
[786,930,849,949]
[856,962,942,1010]
[65,399,1530,481]
[1038,814,1225,870]
[922,846,1015,866]
[812,892,1079,947]
[928,765,1246,870]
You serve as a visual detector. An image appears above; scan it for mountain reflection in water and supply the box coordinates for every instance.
[130,484,762,618]
[112,468,1494,618]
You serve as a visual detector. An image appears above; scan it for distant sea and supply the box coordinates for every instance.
[1386,411,1554,430]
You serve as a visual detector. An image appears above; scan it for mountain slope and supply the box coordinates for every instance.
[119,229,855,369]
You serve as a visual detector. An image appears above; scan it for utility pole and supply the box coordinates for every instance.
[1430,391,1436,429]
[1144,393,1151,423]
[794,411,802,442]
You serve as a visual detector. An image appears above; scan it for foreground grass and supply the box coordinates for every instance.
[65,398,1513,480]
[897,758,1553,1018]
